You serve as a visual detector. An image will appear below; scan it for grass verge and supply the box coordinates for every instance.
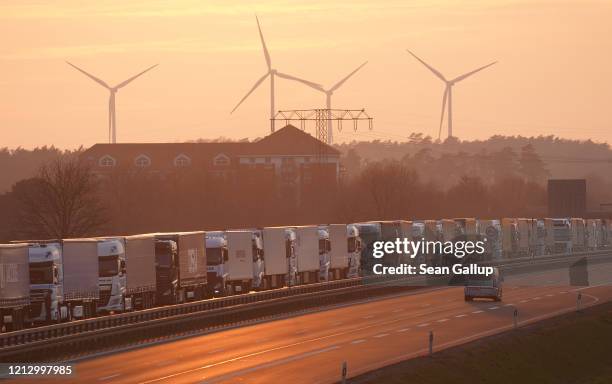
[349,301,612,384]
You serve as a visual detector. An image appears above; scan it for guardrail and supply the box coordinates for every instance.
[1,250,611,362]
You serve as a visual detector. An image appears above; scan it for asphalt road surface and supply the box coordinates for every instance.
[9,261,612,384]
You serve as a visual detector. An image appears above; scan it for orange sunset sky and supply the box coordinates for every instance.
[1,0,611,149]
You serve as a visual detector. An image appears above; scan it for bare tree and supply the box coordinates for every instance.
[13,157,106,239]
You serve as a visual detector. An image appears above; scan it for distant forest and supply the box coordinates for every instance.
[0,134,610,242]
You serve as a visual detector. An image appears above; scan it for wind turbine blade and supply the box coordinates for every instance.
[329,61,368,92]
[66,61,110,89]
[231,72,270,113]
[451,61,497,83]
[275,71,323,91]
[405,50,446,82]
[438,87,448,140]
[114,64,158,89]
[255,15,272,70]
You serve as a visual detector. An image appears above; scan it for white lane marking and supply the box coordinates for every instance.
[560,291,568,294]
[488,306,499,310]
[437,318,449,323]
[98,374,121,381]
[533,297,541,300]
[421,303,431,307]
[362,315,374,319]
[374,333,390,338]
[397,328,410,333]
[519,300,528,303]
[417,323,430,327]
[472,310,484,314]
[351,339,366,344]
[455,314,467,318]
[203,346,341,384]
[331,321,343,326]
[504,303,514,307]
[546,294,554,297]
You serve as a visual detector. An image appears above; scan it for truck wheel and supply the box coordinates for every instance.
[464,296,472,302]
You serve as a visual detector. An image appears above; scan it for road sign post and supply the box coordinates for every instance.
[513,308,518,329]
[341,361,347,384]
[429,331,434,357]
[577,292,582,312]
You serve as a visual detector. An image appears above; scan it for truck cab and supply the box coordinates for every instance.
[27,243,66,323]
[546,218,572,254]
[346,224,362,278]
[318,227,331,282]
[479,220,502,260]
[154,239,178,305]
[205,233,228,296]
[352,222,382,276]
[285,229,298,286]
[97,239,127,313]
[250,231,265,290]
[464,267,503,302]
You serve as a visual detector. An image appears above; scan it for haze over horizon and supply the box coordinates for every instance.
[1,0,611,149]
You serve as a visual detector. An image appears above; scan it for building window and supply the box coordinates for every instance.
[213,153,230,167]
[134,154,151,168]
[174,154,191,167]
[99,155,116,167]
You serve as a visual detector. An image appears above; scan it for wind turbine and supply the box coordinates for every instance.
[67,62,158,143]
[231,16,322,133]
[406,50,496,140]
[304,61,368,144]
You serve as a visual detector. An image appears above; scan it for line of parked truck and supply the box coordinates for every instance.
[1,217,610,332]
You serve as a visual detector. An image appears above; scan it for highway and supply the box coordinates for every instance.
[9,260,612,384]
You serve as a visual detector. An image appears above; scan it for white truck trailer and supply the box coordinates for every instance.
[516,218,531,257]
[123,235,157,310]
[225,230,256,294]
[262,227,297,288]
[328,224,349,280]
[0,244,30,332]
[62,238,100,319]
[571,218,586,252]
[293,226,321,284]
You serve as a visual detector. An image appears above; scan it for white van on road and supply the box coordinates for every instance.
[464,267,503,302]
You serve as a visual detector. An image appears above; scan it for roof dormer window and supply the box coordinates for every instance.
[134,154,151,168]
[213,153,230,167]
[99,155,116,167]
[174,154,191,167]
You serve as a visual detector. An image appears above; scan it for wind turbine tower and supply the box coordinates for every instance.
[231,16,322,133]
[67,62,158,144]
[406,50,496,140]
